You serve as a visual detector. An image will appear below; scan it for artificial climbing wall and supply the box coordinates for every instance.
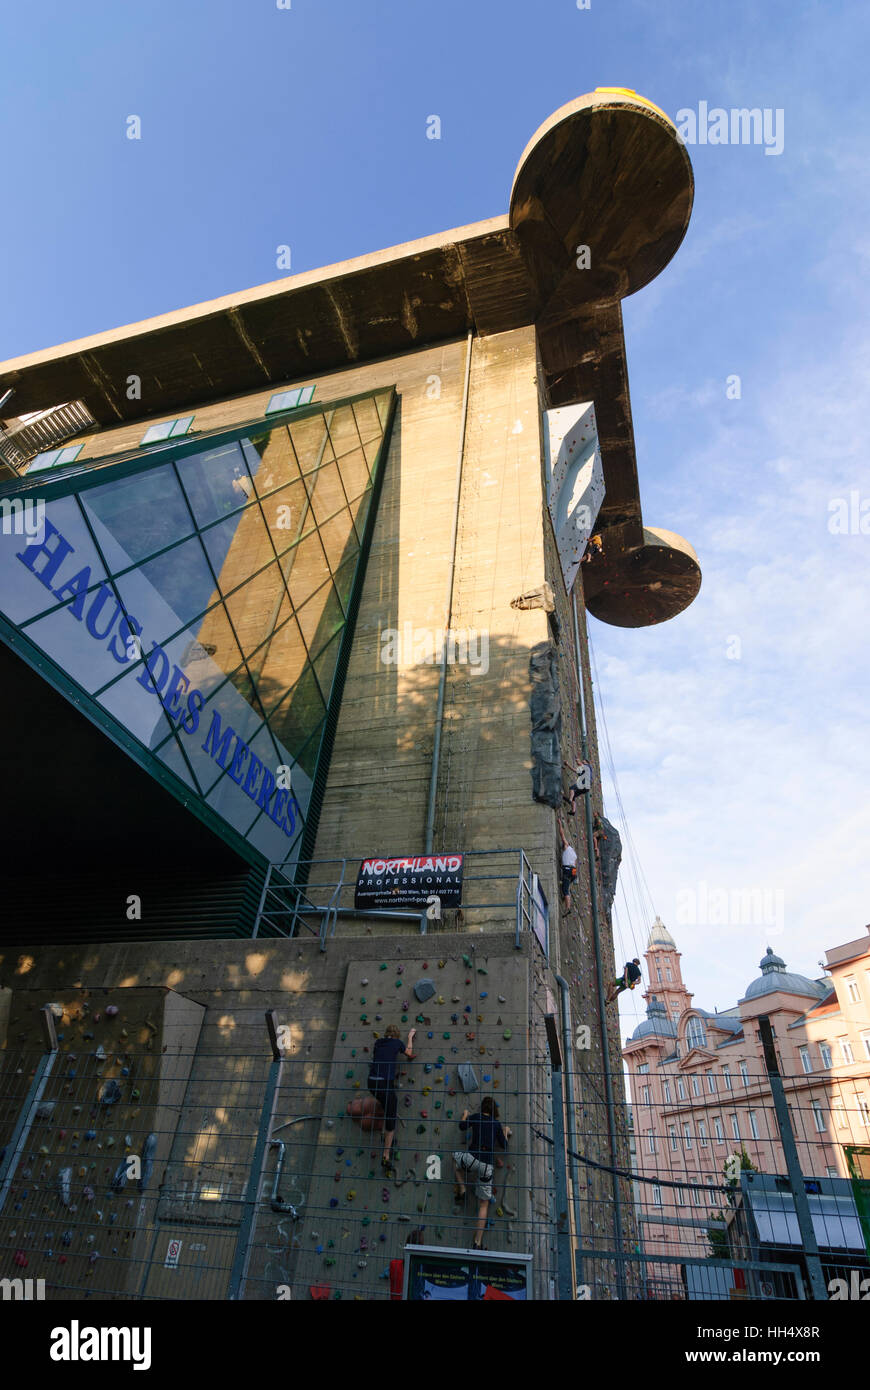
[0,985,203,1298]
[0,930,557,1301]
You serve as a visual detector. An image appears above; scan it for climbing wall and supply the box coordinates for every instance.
[290,949,530,1299]
[0,986,204,1298]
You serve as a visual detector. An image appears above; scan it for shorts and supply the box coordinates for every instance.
[368,1079,398,1132]
[453,1150,494,1200]
[560,865,576,897]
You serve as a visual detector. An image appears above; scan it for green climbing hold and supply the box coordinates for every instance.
[437,1055,445,1064]
[360,997,366,1004]
[416,1014,425,1023]
[462,954,473,968]
[351,1048,357,1056]
[345,1070,354,1079]
[503,1029,512,1040]
[327,1239,335,1248]
[360,1015,368,1023]
[341,1032,347,1041]
[416,1125,426,1134]
[401,1015,408,1023]
[446,1110,453,1118]
[442,1032,450,1040]
[477,968,488,975]
[325,1257,335,1267]
[361,1216,371,1226]
[395,981,402,988]
[435,1101,442,1109]
[380,963,388,970]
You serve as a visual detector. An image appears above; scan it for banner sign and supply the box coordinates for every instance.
[354,854,463,911]
[403,1247,531,1301]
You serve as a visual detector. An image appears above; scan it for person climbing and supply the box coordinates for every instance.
[580,533,603,565]
[592,809,607,864]
[558,817,578,913]
[564,757,592,814]
[368,1022,416,1176]
[606,959,642,1003]
[452,1096,510,1250]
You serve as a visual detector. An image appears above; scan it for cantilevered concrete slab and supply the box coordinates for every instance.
[0,88,701,628]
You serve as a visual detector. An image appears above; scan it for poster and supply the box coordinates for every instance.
[354,854,464,910]
[407,1253,529,1301]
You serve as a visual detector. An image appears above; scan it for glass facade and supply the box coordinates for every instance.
[0,387,394,872]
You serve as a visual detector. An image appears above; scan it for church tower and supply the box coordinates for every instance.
[643,916,692,1023]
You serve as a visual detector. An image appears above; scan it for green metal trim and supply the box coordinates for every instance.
[4,386,391,499]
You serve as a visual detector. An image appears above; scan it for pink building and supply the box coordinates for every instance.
[624,919,870,1265]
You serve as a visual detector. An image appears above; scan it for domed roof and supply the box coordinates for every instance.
[647,915,676,949]
[742,947,828,1003]
[630,995,677,1042]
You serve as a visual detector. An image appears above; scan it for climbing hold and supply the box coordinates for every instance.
[329,1198,339,1208]
[479,1047,486,1055]
[451,1014,459,1024]
[416,1125,426,1135]
[424,1063,433,1074]
[465,1032,475,1042]
[380,964,387,970]
[414,979,435,1003]
[84,1130,96,1141]
[483,1075,491,1083]
[442,1032,450,1040]
[396,966,404,975]
[462,954,473,968]
[477,968,488,976]
[452,995,460,1003]
[438,960,446,969]
[360,997,366,1004]
[401,1001,409,1011]
[13,1251,27,1267]
[480,992,488,999]
[361,978,369,985]
[346,1190,356,1200]
[446,1110,453,1118]
[360,1015,368,1024]
[341,1032,347,1041]
[503,1030,512,1041]
[464,1006,472,1013]
[427,1032,433,1039]
[498,995,506,1004]
[401,1015,408,1023]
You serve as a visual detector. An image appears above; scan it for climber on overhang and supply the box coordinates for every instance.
[606,959,642,1004]
[564,757,592,814]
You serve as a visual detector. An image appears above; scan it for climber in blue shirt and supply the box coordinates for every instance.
[368,1023,416,1175]
[453,1096,511,1250]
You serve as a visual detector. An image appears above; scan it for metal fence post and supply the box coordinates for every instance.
[227,1011,285,1300]
[545,1011,575,1299]
[0,1006,59,1214]
[758,1016,829,1300]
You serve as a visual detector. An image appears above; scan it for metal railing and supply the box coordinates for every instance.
[252,848,550,955]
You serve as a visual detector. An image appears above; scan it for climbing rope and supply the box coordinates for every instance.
[530,1126,733,1194]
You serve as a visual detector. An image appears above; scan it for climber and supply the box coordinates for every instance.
[452,1097,511,1250]
[580,533,603,565]
[368,1022,416,1176]
[558,817,578,913]
[564,757,592,814]
[592,809,607,864]
[606,959,642,1003]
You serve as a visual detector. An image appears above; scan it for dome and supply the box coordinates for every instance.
[741,947,828,1003]
[647,915,676,949]
[630,995,677,1042]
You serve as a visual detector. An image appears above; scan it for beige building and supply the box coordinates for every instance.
[0,90,701,1301]
[625,919,870,1268]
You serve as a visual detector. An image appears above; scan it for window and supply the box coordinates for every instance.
[722,1065,733,1091]
[748,1110,759,1140]
[833,1100,848,1130]
[671,1010,679,1023]
[698,1120,708,1147]
[652,1184,662,1207]
[826,1165,839,1178]
[707,1071,716,1093]
[677,1078,686,1101]
[820,1041,833,1069]
[266,385,316,414]
[683,1123,692,1150]
[140,415,194,445]
[799,1046,813,1074]
[692,1077,701,1098]
[859,1096,870,1128]
[666,966,672,981]
[669,1127,678,1151]
[642,1086,650,1107]
[663,1080,672,1104]
[861,1031,870,1062]
[637,1063,649,1074]
[730,1115,740,1141]
[714,1117,724,1142]
[739,1062,750,1086]
[687,1016,708,1049]
[692,1184,702,1207]
[811,1102,826,1134]
[647,1130,656,1154]
[845,977,861,1004]
[656,967,662,982]
[27,443,84,472]
[708,1180,718,1207]
[676,1186,686,1206]
[840,1038,855,1065]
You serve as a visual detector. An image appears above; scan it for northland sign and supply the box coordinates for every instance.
[4,512,304,852]
[355,854,464,910]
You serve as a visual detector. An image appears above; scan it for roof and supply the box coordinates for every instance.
[741,947,828,1004]
[647,915,677,949]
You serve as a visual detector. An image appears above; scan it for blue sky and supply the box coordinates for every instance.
[2,0,868,1038]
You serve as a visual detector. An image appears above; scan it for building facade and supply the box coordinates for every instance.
[0,90,701,1300]
[625,920,870,1270]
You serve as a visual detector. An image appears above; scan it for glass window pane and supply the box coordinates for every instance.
[222,561,289,658]
[296,580,344,656]
[177,441,252,529]
[249,609,310,715]
[242,429,302,501]
[268,667,326,762]
[281,529,330,607]
[352,396,383,444]
[347,487,372,542]
[169,416,195,438]
[312,628,343,703]
[25,580,132,694]
[327,402,363,458]
[203,504,273,595]
[0,496,108,627]
[141,421,173,444]
[266,388,301,413]
[331,554,358,611]
[115,535,217,640]
[261,476,309,557]
[83,464,194,569]
[317,508,356,571]
[287,413,331,473]
[305,460,348,526]
[337,445,370,500]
